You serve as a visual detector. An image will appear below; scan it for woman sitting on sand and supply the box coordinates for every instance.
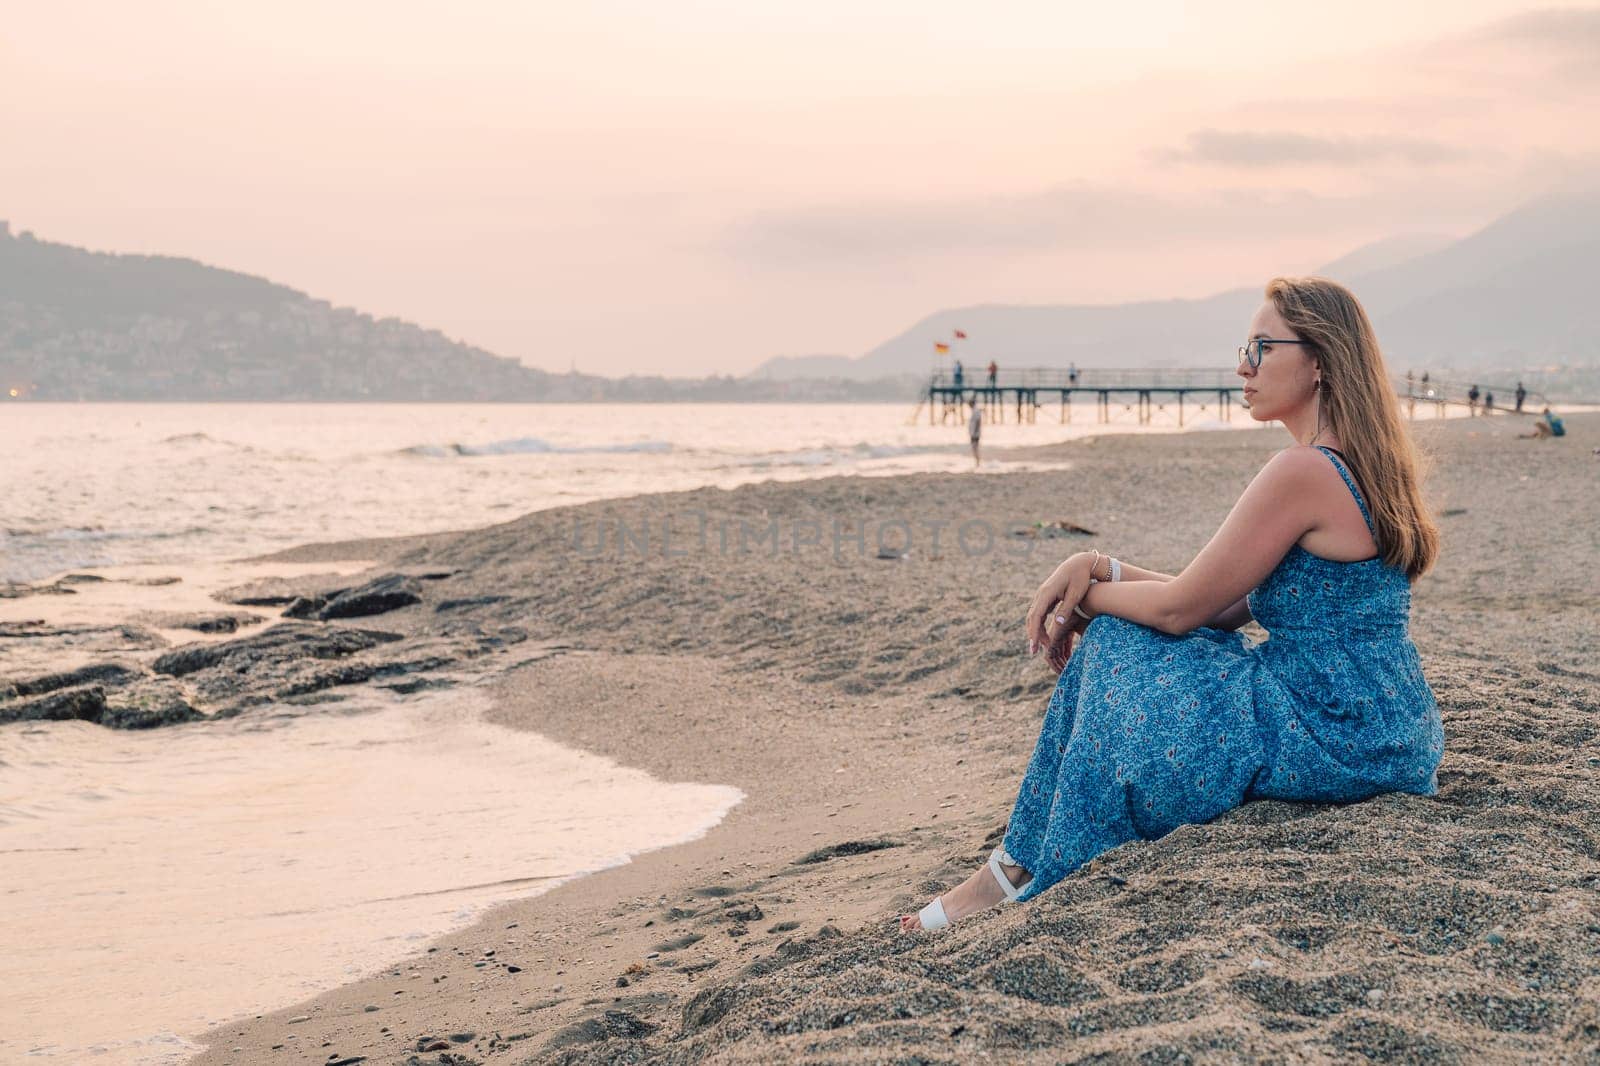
[902,276,1444,931]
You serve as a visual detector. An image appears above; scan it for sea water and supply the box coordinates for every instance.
[0,401,1219,584]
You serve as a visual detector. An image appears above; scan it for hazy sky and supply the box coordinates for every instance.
[4,3,1597,375]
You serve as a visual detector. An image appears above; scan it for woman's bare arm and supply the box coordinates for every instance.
[1101,562,1253,631]
[1109,560,1173,583]
[1074,448,1326,636]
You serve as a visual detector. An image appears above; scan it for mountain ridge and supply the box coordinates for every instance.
[747,189,1600,380]
[0,223,913,402]
[5,189,1596,402]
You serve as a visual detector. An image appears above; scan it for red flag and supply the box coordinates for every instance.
[954,330,967,339]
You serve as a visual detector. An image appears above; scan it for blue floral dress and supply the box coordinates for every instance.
[1001,445,1443,903]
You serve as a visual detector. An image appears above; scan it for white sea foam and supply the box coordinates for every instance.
[0,402,1127,584]
[401,434,675,456]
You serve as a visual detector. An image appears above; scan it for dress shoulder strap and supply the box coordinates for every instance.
[1312,445,1375,535]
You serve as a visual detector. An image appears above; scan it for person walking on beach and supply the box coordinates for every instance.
[1485,391,1495,414]
[1468,384,1480,415]
[902,276,1443,931]
[1515,381,1527,413]
[967,397,983,468]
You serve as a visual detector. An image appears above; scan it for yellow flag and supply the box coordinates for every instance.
[934,342,950,353]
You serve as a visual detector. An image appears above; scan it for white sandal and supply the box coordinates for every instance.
[912,847,1027,931]
[915,895,950,930]
[988,845,1029,903]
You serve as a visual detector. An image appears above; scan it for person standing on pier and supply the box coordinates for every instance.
[953,360,964,391]
[987,360,998,388]
[968,397,983,469]
[1068,362,1079,386]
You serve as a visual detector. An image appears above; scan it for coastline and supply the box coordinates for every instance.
[97,411,1600,1062]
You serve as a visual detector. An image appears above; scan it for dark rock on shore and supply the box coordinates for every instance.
[376,676,457,695]
[221,573,425,620]
[2,588,529,726]
[0,580,80,598]
[282,595,329,619]
[152,623,403,678]
[1,574,183,600]
[0,621,170,649]
[231,593,302,607]
[100,677,204,728]
[2,554,535,735]
[9,661,140,696]
[318,575,423,620]
[212,573,358,608]
[792,839,901,865]
[0,677,201,728]
[142,612,265,634]
[0,684,109,723]
[148,619,521,717]
[210,631,514,714]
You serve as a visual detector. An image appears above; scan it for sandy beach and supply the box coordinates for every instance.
[11,4,1600,1061]
[12,411,1597,1063]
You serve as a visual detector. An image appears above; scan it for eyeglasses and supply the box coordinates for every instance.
[1236,338,1309,369]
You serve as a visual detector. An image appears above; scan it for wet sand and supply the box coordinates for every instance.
[154,410,1598,1062]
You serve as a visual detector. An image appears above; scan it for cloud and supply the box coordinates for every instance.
[1420,7,1600,91]
[716,6,1600,274]
[1454,6,1600,87]
[718,184,1203,265]
[1158,129,1476,168]
[1467,6,1600,51]
[714,181,1506,269]
[1159,8,1600,173]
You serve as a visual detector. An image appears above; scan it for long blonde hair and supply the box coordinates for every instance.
[1266,276,1439,580]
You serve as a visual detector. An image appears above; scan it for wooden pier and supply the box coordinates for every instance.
[920,368,1243,427]
[914,368,1551,427]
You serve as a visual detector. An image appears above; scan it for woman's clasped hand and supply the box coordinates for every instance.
[1025,552,1097,673]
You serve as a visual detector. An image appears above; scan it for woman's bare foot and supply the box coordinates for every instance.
[898,856,1032,932]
